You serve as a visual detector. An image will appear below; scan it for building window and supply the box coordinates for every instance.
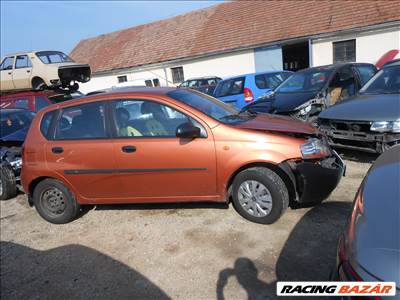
[333,39,356,63]
[117,75,127,83]
[171,67,184,84]
[153,78,160,87]
[145,80,153,87]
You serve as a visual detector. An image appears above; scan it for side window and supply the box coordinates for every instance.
[354,65,377,86]
[35,96,50,111]
[55,102,106,140]
[15,55,32,69]
[328,66,357,104]
[113,99,200,138]
[40,111,56,139]
[0,57,14,70]
[14,98,29,109]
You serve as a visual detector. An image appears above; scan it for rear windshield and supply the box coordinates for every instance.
[36,51,74,64]
[255,72,292,90]
[214,77,245,97]
[0,110,35,138]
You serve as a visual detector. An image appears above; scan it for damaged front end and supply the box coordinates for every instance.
[288,94,327,123]
[319,119,400,153]
[279,138,345,205]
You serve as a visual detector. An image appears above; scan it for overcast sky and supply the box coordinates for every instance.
[1,1,221,57]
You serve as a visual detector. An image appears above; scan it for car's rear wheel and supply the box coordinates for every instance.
[232,167,289,224]
[0,166,17,200]
[33,179,80,224]
[32,78,46,91]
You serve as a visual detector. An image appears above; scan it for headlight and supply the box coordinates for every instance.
[295,98,324,116]
[370,120,400,133]
[300,138,331,159]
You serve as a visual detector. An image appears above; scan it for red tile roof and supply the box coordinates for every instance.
[70,1,400,74]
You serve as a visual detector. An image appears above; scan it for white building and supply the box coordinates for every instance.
[70,1,400,94]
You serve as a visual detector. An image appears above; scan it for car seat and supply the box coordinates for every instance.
[140,102,169,136]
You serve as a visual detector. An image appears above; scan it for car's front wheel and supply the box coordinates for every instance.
[232,167,289,224]
[33,179,80,224]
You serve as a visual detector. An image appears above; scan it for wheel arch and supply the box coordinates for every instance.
[28,176,52,205]
[226,162,297,206]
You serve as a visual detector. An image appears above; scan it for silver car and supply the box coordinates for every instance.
[333,145,400,297]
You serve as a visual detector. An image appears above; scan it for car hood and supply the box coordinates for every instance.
[319,94,400,122]
[352,150,400,284]
[270,91,318,113]
[233,113,318,135]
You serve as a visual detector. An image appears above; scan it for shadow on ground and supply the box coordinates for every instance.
[0,242,171,300]
[216,201,352,300]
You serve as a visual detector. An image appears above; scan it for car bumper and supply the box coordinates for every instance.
[319,127,400,153]
[280,151,345,204]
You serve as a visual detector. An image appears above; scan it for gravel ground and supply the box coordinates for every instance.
[0,151,375,300]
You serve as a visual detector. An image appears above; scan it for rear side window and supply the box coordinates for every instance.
[35,96,50,112]
[255,72,291,90]
[54,102,106,140]
[214,77,245,97]
[354,65,377,86]
[14,99,29,109]
[40,111,56,139]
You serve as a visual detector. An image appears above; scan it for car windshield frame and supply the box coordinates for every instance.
[36,51,75,64]
[167,89,255,125]
[359,65,400,95]
[275,68,333,94]
[0,110,35,138]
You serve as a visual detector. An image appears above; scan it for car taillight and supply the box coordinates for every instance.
[244,88,254,102]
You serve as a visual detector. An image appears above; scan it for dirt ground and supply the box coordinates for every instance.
[0,150,376,300]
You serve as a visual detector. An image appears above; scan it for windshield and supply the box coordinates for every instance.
[167,89,255,124]
[36,51,74,64]
[0,110,35,138]
[359,65,400,95]
[276,68,333,93]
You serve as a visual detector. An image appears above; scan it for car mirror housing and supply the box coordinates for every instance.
[176,122,201,139]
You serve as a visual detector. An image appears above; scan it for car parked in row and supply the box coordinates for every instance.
[0,90,83,112]
[213,71,293,109]
[318,61,400,153]
[242,63,377,124]
[1,108,35,200]
[22,88,344,224]
[0,51,91,92]
[332,145,399,295]
[178,76,221,95]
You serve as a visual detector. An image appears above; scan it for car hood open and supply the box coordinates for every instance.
[319,94,400,122]
[270,91,318,113]
[234,113,318,135]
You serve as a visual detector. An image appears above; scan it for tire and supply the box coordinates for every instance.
[0,166,17,200]
[33,179,80,224]
[231,167,289,224]
[32,78,46,91]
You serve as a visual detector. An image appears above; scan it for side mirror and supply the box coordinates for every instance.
[176,122,201,139]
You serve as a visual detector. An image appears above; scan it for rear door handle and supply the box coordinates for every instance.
[52,147,64,154]
[27,70,31,73]
[121,145,136,153]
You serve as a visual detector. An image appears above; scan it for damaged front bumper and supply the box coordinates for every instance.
[280,151,345,204]
[319,126,400,153]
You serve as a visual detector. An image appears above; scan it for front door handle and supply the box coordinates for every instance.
[121,145,136,153]
[52,147,64,154]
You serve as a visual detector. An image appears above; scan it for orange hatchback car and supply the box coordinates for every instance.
[22,88,345,224]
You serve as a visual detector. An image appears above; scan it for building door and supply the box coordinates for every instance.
[282,42,310,72]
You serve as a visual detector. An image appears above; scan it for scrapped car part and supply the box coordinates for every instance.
[318,61,400,153]
[242,63,377,123]
[332,145,400,290]
[21,87,344,224]
[0,51,91,92]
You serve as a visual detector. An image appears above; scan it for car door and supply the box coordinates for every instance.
[0,56,15,90]
[45,101,123,201]
[12,55,33,89]
[109,98,217,201]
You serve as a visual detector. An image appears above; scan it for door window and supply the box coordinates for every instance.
[255,72,291,90]
[15,55,32,69]
[329,66,357,104]
[54,102,106,140]
[113,99,200,138]
[354,65,377,86]
[35,96,50,111]
[0,57,14,70]
[14,99,29,109]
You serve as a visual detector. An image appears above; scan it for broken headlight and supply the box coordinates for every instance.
[300,138,331,159]
[295,97,324,116]
[370,120,400,133]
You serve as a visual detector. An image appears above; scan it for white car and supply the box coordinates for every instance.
[0,51,91,92]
